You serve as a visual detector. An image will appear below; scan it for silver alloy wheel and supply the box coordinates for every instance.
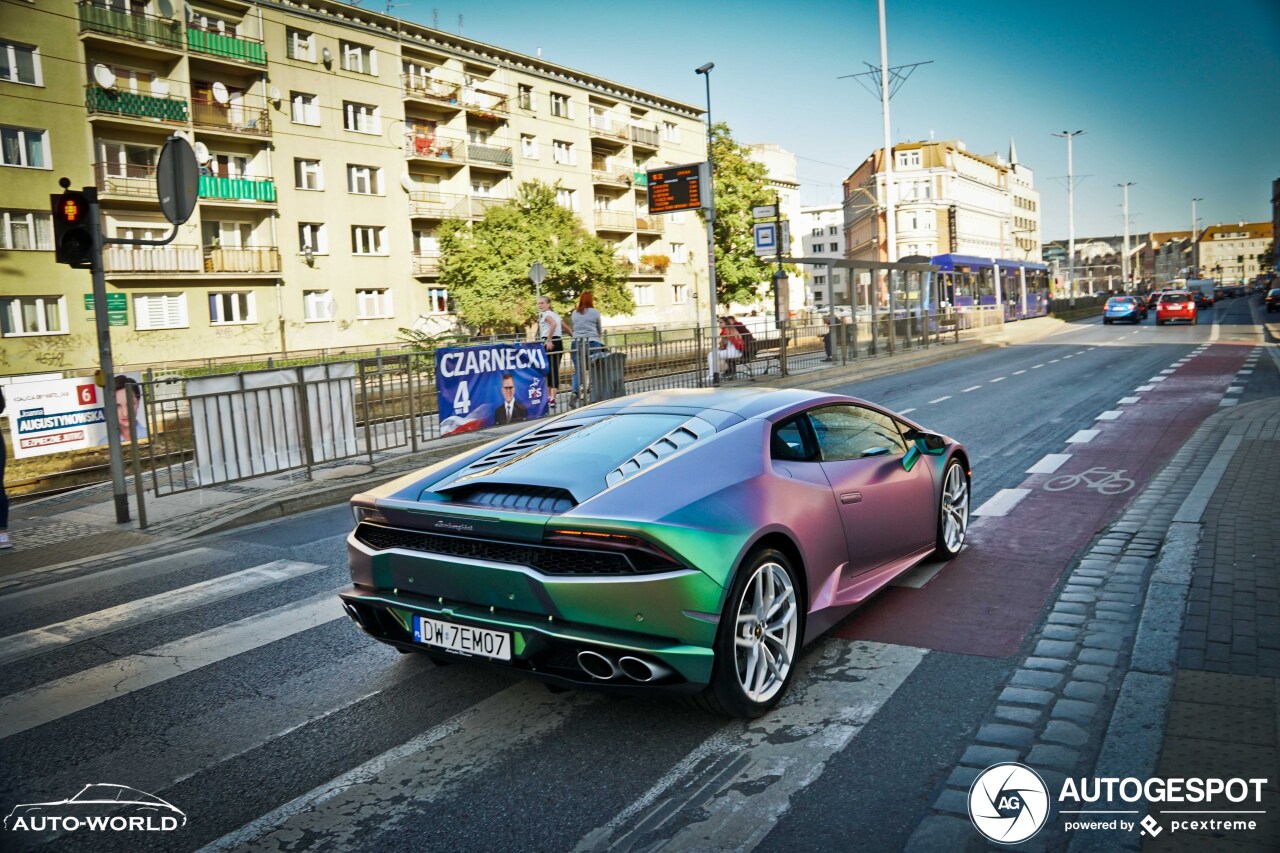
[942,462,969,553]
[733,561,798,703]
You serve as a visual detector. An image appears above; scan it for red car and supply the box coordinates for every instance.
[1156,291,1197,325]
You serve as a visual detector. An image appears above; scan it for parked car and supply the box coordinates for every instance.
[1103,296,1144,324]
[340,388,970,717]
[1265,288,1280,313]
[1156,291,1198,325]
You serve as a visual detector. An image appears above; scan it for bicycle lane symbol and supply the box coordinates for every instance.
[1042,467,1137,495]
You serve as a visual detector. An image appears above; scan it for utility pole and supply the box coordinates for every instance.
[1053,130,1085,305]
[876,0,895,269]
[1191,197,1203,276]
[695,62,719,385]
[1116,182,1134,291]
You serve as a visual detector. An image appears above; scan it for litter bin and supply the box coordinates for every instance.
[589,351,627,402]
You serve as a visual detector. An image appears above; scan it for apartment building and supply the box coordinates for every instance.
[842,138,1041,264]
[798,204,844,309]
[0,0,707,377]
[1197,221,1274,284]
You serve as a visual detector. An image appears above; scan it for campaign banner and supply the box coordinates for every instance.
[435,343,549,436]
[5,375,147,459]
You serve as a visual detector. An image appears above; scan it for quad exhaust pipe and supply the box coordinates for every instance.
[576,650,672,682]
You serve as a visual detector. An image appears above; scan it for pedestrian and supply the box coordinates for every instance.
[537,295,565,408]
[569,291,603,403]
[707,317,744,380]
[0,385,10,550]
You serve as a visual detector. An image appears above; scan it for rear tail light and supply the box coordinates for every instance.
[544,528,684,571]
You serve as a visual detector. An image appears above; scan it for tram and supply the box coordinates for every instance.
[930,254,1051,320]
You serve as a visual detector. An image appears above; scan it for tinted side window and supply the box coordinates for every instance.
[771,416,816,461]
[809,405,908,461]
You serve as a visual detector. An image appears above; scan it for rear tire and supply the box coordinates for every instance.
[933,458,970,559]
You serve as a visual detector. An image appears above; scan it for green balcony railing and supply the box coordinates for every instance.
[467,143,513,168]
[187,26,266,65]
[198,175,277,204]
[78,1,183,49]
[86,85,188,123]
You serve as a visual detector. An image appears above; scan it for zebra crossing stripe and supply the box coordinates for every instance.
[0,561,328,666]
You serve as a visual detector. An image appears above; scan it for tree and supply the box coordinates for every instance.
[704,122,784,307]
[435,180,632,332]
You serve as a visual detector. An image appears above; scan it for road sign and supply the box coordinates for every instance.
[528,261,547,286]
[83,292,128,326]
[156,134,199,226]
[754,221,790,257]
[647,163,705,214]
[752,205,777,220]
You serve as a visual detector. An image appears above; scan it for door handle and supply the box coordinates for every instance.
[840,492,863,504]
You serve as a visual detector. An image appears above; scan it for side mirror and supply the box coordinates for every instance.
[902,444,922,471]
[904,428,947,454]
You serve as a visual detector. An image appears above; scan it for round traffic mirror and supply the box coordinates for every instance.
[156,134,199,226]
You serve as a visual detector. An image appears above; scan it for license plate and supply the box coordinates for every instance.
[413,616,511,660]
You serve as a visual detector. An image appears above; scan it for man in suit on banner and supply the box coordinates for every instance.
[493,372,527,425]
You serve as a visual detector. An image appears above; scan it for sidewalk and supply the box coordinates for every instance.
[0,315,1068,584]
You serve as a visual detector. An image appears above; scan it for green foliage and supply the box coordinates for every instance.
[436,180,632,332]
[704,122,783,306]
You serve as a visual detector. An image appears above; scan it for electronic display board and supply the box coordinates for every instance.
[647,163,706,214]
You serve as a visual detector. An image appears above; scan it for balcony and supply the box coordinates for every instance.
[591,160,631,189]
[187,25,266,65]
[78,1,183,50]
[462,91,508,122]
[636,215,665,234]
[402,75,462,110]
[411,251,442,277]
[630,125,660,149]
[588,116,629,146]
[469,196,508,218]
[467,143,513,170]
[198,175,277,205]
[202,246,281,273]
[104,245,202,274]
[405,132,465,166]
[593,210,635,233]
[94,162,157,198]
[86,85,188,124]
[408,191,468,219]
[191,101,271,136]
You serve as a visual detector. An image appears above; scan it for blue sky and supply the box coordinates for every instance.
[404,0,1279,241]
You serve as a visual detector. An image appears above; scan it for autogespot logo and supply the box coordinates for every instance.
[969,762,1051,844]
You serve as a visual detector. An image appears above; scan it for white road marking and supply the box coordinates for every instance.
[573,641,925,853]
[974,488,1032,517]
[1219,398,1239,407]
[1067,429,1100,444]
[1075,350,1088,355]
[962,385,982,393]
[1136,385,1155,392]
[1032,364,1045,369]
[0,590,344,741]
[1013,370,1027,375]
[0,561,328,666]
[1160,369,1176,374]
[1049,359,1061,363]
[1027,454,1072,475]
[1149,377,1167,382]
[898,408,916,415]
[1063,355,1074,359]
[1226,386,1244,394]
[928,395,952,405]
[1239,369,1254,375]
[990,377,1006,383]
[1119,397,1140,404]
[1095,411,1122,421]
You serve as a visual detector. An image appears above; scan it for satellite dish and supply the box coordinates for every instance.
[322,47,333,65]
[192,142,211,165]
[399,172,415,192]
[211,81,229,104]
[93,64,117,90]
[156,0,174,16]
[151,77,170,97]
[270,86,281,103]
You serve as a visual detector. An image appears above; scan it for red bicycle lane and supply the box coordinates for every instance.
[834,342,1251,657]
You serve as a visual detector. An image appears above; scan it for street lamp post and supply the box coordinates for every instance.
[1052,130,1085,305]
[1191,197,1203,277]
[1116,182,1134,291]
[695,61,719,385]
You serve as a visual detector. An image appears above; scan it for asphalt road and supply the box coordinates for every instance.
[0,294,1272,853]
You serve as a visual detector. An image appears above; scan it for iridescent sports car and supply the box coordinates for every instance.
[340,388,970,717]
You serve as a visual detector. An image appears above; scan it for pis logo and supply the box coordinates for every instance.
[968,762,1051,844]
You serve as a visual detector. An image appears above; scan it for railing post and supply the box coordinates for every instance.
[296,365,316,480]
[360,359,374,464]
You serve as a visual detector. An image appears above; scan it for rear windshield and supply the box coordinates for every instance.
[1107,297,1135,306]
[1269,289,1280,296]
[1161,293,1191,304]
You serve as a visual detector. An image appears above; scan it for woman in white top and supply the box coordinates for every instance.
[569,290,604,401]
[537,295,565,407]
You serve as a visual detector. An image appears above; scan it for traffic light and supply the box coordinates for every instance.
[50,191,95,268]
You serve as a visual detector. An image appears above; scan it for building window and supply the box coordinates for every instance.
[467,126,490,144]
[343,102,379,134]
[304,289,334,321]
[1,126,48,169]
[832,274,842,285]
[426,287,448,314]
[815,275,826,285]
[552,139,576,165]
[294,158,322,190]
[669,242,688,263]
[661,121,679,142]
[352,225,386,256]
[1,209,52,250]
[0,41,41,86]
[290,92,319,125]
[828,225,838,235]
[550,91,572,118]
[286,28,315,62]
[1,295,65,336]
[517,84,535,111]
[341,41,377,75]
[633,285,653,306]
[555,188,575,210]
[209,291,254,325]
[347,164,381,195]
[471,179,492,196]
[520,133,538,159]
[828,243,838,252]
[896,150,920,168]
[672,284,688,304]
[811,227,823,237]
[356,288,392,318]
[134,293,187,331]
[298,222,326,254]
